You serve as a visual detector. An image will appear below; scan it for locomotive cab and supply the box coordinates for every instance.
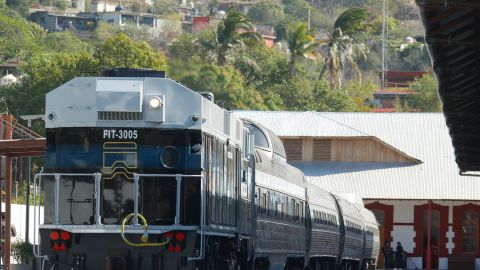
[35,69,252,270]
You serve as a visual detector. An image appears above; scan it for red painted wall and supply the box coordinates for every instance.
[193,17,210,32]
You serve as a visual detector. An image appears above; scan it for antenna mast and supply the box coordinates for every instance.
[381,0,388,90]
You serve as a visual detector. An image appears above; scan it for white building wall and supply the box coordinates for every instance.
[5,204,44,245]
[393,201,414,223]
[392,225,415,253]
[90,3,116,12]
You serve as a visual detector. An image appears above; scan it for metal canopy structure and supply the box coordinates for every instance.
[0,115,45,269]
[417,0,480,174]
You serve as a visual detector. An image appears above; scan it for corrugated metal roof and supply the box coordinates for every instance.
[234,111,369,137]
[233,111,480,200]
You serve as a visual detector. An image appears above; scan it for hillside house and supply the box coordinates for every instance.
[374,71,427,112]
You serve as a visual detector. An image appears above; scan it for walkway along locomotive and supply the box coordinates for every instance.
[32,69,379,270]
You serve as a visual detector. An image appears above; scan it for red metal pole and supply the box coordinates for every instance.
[426,200,432,270]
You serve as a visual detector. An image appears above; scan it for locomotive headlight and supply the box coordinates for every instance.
[149,96,162,109]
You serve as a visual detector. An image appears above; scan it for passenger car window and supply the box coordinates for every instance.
[251,125,269,149]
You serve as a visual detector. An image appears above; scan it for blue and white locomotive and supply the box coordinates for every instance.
[33,69,379,270]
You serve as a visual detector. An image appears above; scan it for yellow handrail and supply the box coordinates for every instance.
[120,213,170,247]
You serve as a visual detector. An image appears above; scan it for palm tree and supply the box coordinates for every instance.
[318,28,367,89]
[200,8,261,66]
[287,23,321,76]
[318,8,370,89]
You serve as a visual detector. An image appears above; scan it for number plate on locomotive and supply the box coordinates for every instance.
[103,129,138,140]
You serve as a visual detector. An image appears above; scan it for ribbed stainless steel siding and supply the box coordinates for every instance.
[310,228,340,257]
[256,218,306,254]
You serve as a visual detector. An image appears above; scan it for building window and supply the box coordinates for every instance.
[283,139,302,160]
[372,209,385,226]
[121,14,136,25]
[313,139,331,161]
[140,16,154,27]
[462,211,478,253]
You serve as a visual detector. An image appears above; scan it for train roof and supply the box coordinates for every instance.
[241,119,287,158]
[306,182,338,212]
[45,74,243,145]
[245,120,306,198]
[360,208,378,227]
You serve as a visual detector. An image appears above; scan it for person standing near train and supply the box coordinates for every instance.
[395,242,406,269]
[382,241,394,269]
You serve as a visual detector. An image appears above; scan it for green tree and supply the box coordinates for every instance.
[282,0,329,30]
[264,77,357,111]
[247,0,285,26]
[398,43,431,71]
[267,76,316,110]
[94,22,120,43]
[1,52,98,116]
[43,31,93,53]
[319,9,368,88]
[314,80,358,111]
[333,7,373,37]
[406,74,441,112]
[340,78,376,111]
[287,23,319,76]
[233,42,290,89]
[152,0,178,15]
[199,8,261,66]
[96,32,167,70]
[169,60,266,110]
[5,0,31,17]
[169,32,204,62]
[0,8,45,61]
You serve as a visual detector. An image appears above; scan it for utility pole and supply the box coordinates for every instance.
[381,0,388,90]
[307,8,311,31]
[381,0,386,90]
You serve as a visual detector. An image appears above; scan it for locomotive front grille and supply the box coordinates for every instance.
[98,111,143,121]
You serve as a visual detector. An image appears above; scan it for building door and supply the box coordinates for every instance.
[372,209,385,268]
[423,209,440,269]
[461,211,479,254]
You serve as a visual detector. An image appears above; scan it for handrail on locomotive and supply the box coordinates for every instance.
[32,171,207,261]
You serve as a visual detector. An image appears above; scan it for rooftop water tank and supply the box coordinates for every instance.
[0,74,17,86]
